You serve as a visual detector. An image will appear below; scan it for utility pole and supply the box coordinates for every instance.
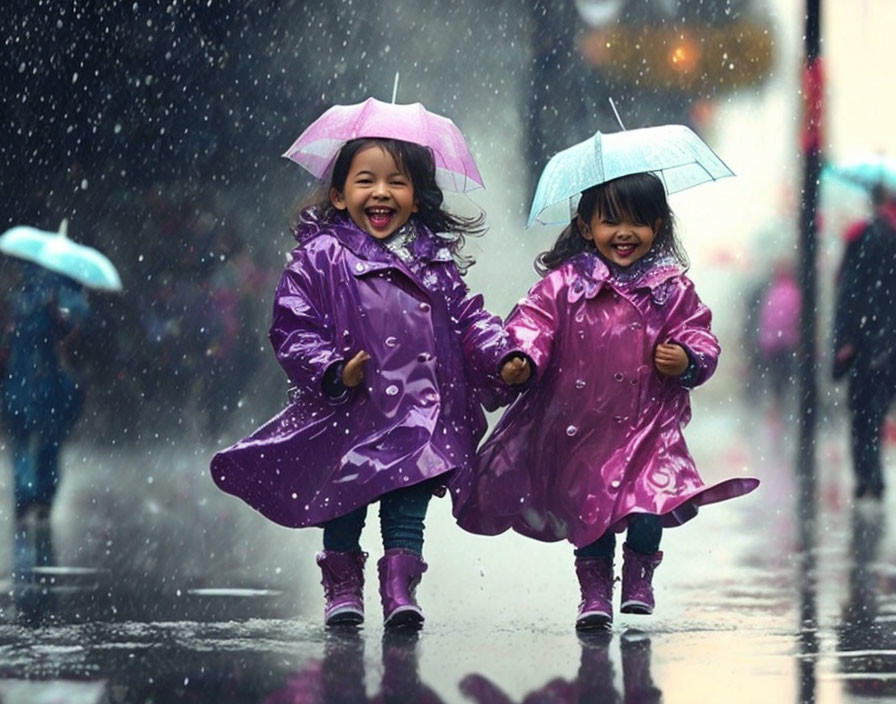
[798,0,822,487]
[797,2,822,701]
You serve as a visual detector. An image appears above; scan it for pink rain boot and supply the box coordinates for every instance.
[620,544,663,615]
[317,550,367,626]
[377,548,427,629]
[575,556,614,630]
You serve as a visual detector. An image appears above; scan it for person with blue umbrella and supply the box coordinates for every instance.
[0,221,120,523]
[832,180,896,499]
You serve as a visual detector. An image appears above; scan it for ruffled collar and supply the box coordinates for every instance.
[596,247,682,289]
[292,208,455,265]
[568,248,683,303]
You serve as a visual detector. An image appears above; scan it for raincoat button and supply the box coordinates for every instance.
[630,378,639,385]
[610,479,621,489]
[355,262,365,272]
[419,303,431,312]
[418,353,433,363]
[613,372,624,382]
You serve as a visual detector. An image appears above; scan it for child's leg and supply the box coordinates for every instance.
[573,531,615,630]
[625,514,662,555]
[318,506,369,626]
[377,482,432,628]
[378,481,432,554]
[621,515,664,615]
[575,531,616,559]
[322,506,368,551]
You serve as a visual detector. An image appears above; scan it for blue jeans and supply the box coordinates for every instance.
[575,514,663,558]
[322,481,433,555]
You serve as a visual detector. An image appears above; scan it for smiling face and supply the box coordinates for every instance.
[329,144,418,239]
[582,208,660,267]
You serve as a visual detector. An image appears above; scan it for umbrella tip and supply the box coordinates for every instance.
[608,98,626,131]
[391,72,400,104]
[58,219,69,237]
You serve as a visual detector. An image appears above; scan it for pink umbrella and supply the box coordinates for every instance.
[282,98,484,193]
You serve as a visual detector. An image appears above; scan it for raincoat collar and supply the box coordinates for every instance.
[293,208,454,266]
[569,249,683,302]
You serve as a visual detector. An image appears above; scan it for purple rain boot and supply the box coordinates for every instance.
[575,556,615,630]
[317,549,367,626]
[620,543,663,615]
[377,548,428,629]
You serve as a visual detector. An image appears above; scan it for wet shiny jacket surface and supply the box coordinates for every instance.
[451,251,759,547]
[211,212,511,528]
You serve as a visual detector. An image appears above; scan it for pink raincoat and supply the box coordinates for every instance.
[451,251,759,548]
[757,269,801,358]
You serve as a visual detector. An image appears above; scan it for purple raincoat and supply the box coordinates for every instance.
[451,251,759,548]
[211,211,511,528]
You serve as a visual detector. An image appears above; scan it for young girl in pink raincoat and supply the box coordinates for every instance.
[212,137,522,630]
[452,172,759,629]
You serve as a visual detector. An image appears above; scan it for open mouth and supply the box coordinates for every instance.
[612,242,638,258]
[366,207,394,229]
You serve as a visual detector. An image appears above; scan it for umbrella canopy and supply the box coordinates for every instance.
[283,97,484,194]
[527,124,734,227]
[0,221,122,291]
[825,154,896,193]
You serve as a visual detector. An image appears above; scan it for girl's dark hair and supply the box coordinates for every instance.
[302,138,485,272]
[535,171,688,275]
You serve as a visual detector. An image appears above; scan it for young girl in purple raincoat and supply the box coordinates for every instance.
[211,137,519,629]
[452,172,759,629]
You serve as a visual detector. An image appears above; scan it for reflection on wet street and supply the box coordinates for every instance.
[1,404,896,703]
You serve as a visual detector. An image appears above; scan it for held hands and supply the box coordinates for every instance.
[342,350,371,388]
[501,356,532,386]
[654,342,689,377]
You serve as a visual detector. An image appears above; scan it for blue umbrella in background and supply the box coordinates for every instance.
[0,220,122,291]
[825,154,896,193]
[527,124,734,227]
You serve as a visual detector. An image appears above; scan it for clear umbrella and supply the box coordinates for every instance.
[527,124,734,227]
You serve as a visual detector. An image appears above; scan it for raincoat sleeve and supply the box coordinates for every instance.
[503,273,562,380]
[269,247,345,398]
[832,231,866,376]
[444,268,516,410]
[661,278,719,389]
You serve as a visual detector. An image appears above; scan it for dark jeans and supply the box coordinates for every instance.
[574,514,663,559]
[848,365,896,496]
[322,481,433,556]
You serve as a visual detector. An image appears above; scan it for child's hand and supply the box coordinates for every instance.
[501,356,531,386]
[654,343,689,377]
[342,350,371,388]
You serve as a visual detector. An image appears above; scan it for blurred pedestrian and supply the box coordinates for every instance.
[453,171,759,630]
[833,183,896,499]
[1,262,89,522]
[211,114,523,630]
[756,260,801,411]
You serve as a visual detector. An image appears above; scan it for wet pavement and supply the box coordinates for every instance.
[1,400,896,703]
